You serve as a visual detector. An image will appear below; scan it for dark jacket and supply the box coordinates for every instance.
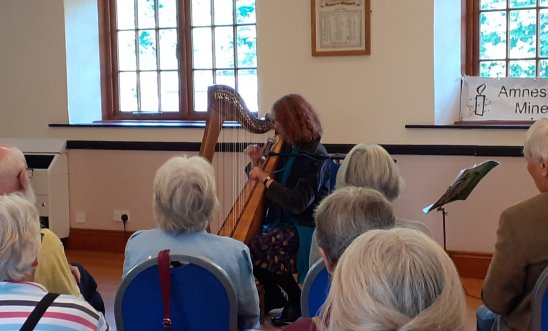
[264,139,331,227]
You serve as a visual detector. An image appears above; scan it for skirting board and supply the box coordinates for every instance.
[447,250,492,279]
[68,228,135,252]
[67,229,494,279]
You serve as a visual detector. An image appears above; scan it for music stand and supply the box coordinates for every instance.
[423,160,499,251]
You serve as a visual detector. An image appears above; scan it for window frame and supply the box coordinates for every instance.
[464,0,548,77]
[97,0,257,121]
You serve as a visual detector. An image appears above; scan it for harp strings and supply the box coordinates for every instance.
[207,84,273,240]
[214,91,253,237]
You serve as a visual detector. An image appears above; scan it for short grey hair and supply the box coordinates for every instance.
[336,143,403,201]
[524,118,548,162]
[314,186,395,266]
[0,194,41,281]
[153,156,219,233]
[319,228,467,331]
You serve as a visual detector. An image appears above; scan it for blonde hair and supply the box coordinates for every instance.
[153,155,219,233]
[318,228,467,331]
[0,194,41,281]
[336,144,403,201]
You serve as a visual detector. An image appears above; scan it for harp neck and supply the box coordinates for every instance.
[200,85,273,162]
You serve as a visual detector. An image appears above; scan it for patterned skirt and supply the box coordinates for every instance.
[248,222,299,275]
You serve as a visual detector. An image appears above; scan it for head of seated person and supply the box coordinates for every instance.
[153,155,219,233]
[524,117,548,192]
[318,228,467,331]
[314,186,395,273]
[0,193,108,329]
[0,145,35,203]
[336,143,403,201]
[0,193,41,282]
[334,143,433,238]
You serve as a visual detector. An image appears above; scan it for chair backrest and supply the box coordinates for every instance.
[532,266,548,331]
[115,253,238,331]
[328,159,341,191]
[301,258,330,317]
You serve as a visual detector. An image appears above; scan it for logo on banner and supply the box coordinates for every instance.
[471,83,491,116]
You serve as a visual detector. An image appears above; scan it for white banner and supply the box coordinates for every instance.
[460,76,548,121]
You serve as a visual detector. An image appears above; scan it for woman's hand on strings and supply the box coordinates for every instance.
[249,166,268,183]
[244,144,266,166]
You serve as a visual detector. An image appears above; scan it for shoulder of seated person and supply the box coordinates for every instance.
[128,230,146,240]
[40,228,58,237]
[40,228,63,243]
[211,232,248,248]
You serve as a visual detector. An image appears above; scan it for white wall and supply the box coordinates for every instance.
[394,154,535,252]
[66,149,534,253]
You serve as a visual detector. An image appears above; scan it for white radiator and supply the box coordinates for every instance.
[0,138,69,238]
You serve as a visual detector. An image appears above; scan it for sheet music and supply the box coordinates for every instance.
[423,160,500,213]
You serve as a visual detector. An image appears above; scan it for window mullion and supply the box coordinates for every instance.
[233,0,238,91]
[177,0,186,116]
[505,0,510,76]
[134,0,142,113]
[155,0,161,113]
[536,1,540,77]
[211,0,216,86]
[179,0,193,118]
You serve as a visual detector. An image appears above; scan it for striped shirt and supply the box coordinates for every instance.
[0,281,108,331]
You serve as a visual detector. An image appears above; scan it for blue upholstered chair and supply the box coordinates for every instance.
[114,253,238,331]
[328,157,341,191]
[532,266,548,331]
[300,258,330,317]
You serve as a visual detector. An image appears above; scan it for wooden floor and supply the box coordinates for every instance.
[66,249,483,331]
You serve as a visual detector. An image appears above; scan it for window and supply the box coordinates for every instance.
[99,0,257,121]
[466,0,548,78]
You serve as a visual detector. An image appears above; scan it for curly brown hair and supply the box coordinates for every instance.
[272,94,323,145]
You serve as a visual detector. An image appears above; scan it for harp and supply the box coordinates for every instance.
[200,85,280,243]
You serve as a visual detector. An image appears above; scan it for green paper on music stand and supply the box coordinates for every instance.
[423,160,500,214]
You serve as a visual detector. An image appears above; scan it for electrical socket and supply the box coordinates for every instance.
[75,212,86,224]
[113,209,130,222]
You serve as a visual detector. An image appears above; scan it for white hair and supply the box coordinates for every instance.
[314,187,395,265]
[318,228,467,331]
[523,118,548,162]
[336,144,404,201]
[0,146,35,203]
[153,155,219,233]
[0,194,41,281]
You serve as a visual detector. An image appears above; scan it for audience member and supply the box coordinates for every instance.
[478,117,548,331]
[0,145,104,314]
[284,187,395,331]
[0,194,108,330]
[122,155,260,330]
[245,94,331,325]
[317,228,467,331]
[309,143,431,265]
[315,186,395,273]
